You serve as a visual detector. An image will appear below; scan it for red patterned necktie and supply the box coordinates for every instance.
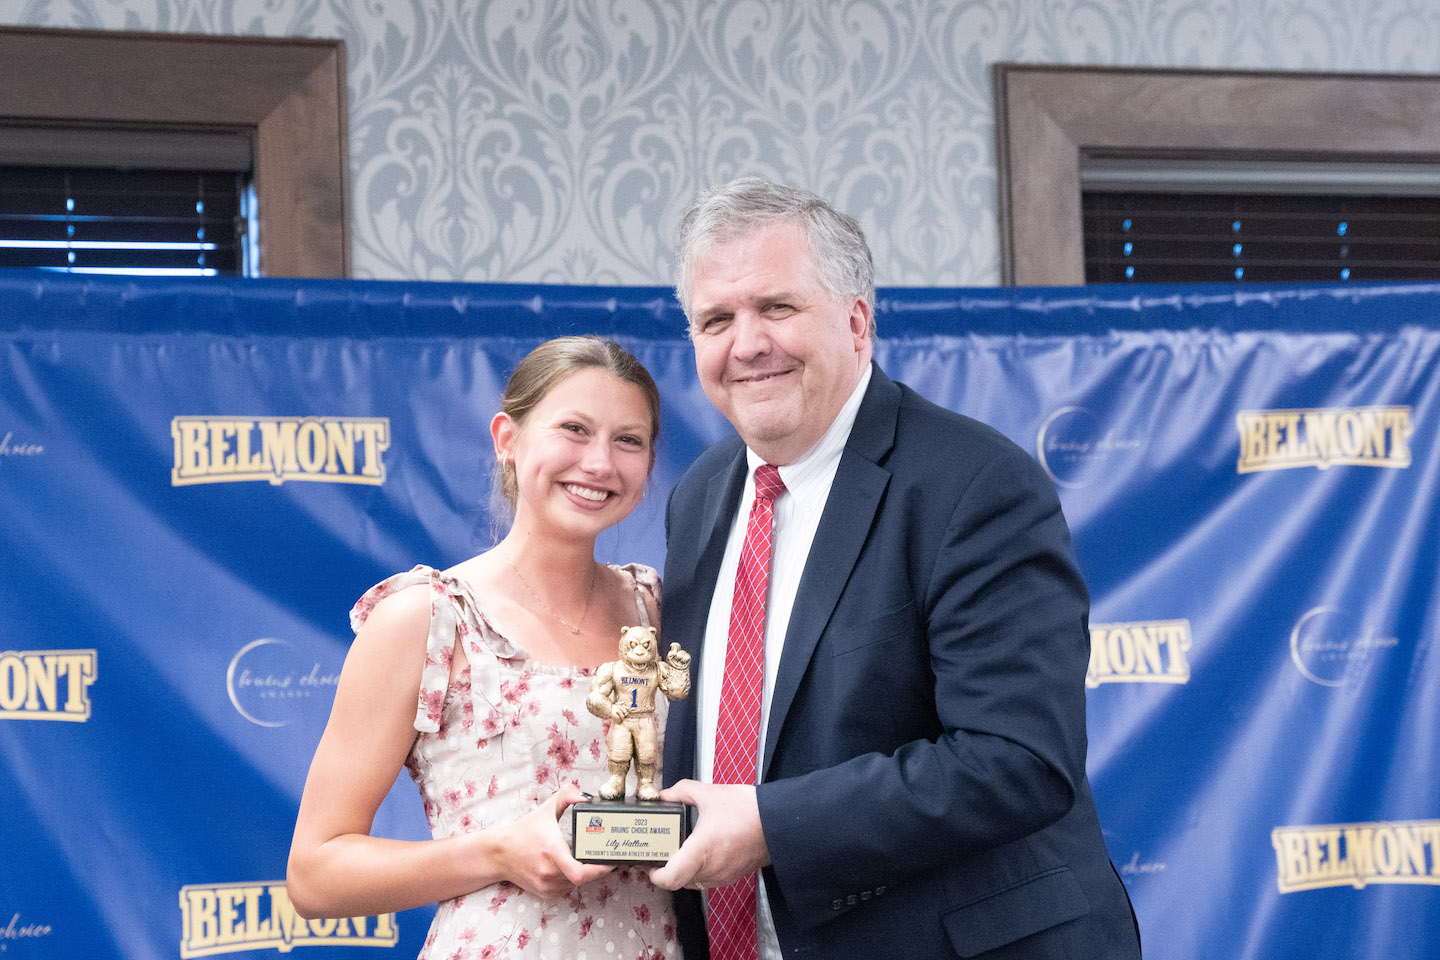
[708,463,786,960]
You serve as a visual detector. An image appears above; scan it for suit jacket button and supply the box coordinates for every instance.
[875,886,887,897]
[860,891,871,901]
[831,900,843,911]
[846,894,857,906]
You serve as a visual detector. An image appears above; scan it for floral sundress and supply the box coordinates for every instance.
[350,563,679,960]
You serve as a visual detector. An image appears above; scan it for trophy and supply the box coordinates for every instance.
[571,625,691,864]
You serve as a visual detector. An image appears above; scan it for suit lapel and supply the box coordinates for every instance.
[762,366,900,777]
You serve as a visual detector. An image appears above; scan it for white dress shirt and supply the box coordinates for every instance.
[696,364,872,959]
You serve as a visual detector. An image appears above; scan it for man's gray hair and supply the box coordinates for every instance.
[674,177,876,337]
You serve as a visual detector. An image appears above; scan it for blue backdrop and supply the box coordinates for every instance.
[2,273,1436,959]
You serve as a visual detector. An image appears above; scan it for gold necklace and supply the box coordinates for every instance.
[506,553,597,635]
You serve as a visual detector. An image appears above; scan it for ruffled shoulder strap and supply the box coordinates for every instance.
[349,565,523,733]
[611,562,661,628]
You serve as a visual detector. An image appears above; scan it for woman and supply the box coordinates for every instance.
[288,337,678,960]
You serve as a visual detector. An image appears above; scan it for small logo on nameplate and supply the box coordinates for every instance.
[1236,406,1413,473]
[1272,820,1440,893]
[170,416,390,487]
[0,649,97,721]
[178,882,397,957]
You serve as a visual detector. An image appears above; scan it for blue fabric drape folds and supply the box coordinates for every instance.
[2,273,1435,960]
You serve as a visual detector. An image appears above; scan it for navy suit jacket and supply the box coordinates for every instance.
[661,367,1141,959]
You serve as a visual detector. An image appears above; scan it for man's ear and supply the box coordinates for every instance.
[849,296,873,347]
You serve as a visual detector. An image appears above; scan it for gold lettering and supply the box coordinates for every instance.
[60,653,94,714]
[324,421,355,475]
[354,421,388,478]
[1107,626,1136,675]
[1160,623,1191,680]
[1343,827,1374,888]
[267,884,306,950]
[233,422,263,473]
[178,883,397,957]
[1275,831,1307,888]
[1388,409,1414,466]
[182,888,220,953]
[1304,830,1325,880]
[173,417,389,487]
[175,420,209,478]
[0,650,96,721]
[1087,621,1192,688]
[208,422,237,473]
[1397,824,1427,877]
[216,887,245,944]
[24,653,58,712]
[1275,820,1440,893]
[259,420,300,482]
[1308,410,1338,465]
[243,886,269,940]
[1135,626,1164,676]
[1374,826,1400,876]
[1237,414,1260,471]
[1336,411,1361,459]
[308,917,338,937]
[295,421,326,474]
[1267,411,1290,463]
[1237,407,1413,473]
[0,654,25,711]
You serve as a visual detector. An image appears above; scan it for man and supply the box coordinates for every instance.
[651,177,1141,960]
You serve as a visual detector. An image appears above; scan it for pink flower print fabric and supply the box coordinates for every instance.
[349,563,678,960]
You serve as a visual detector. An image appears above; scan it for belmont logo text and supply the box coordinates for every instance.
[1272,819,1440,893]
[178,882,397,957]
[0,650,97,721]
[1087,620,1192,688]
[171,417,390,487]
[1236,406,1412,474]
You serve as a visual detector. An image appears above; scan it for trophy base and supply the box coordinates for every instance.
[571,797,689,864]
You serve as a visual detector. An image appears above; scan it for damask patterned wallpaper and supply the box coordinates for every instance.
[5,0,1440,285]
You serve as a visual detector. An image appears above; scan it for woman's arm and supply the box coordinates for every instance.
[286,585,608,918]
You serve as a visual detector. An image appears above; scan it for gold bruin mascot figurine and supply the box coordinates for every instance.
[586,626,691,800]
